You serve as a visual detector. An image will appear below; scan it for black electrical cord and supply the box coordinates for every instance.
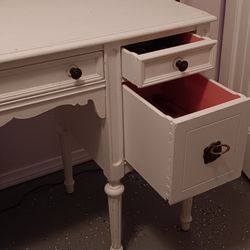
[0,164,101,214]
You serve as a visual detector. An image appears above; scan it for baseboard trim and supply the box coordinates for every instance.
[0,148,90,190]
[243,131,250,178]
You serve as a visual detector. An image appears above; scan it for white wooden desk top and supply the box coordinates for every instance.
[0,0,215,62]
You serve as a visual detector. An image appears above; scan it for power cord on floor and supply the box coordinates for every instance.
[0,164,101,215]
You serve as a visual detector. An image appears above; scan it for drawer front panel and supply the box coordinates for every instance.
[183,115,241,190]
[123,75,250,204]
[0,51,104,102]
[122,34,216,87]
[144,47,214,85]
[171,101,249,204]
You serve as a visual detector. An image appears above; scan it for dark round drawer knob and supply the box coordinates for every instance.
[176,60,189,72]
[69,67,82,80]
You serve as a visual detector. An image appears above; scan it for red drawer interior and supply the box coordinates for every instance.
[124,74,240,118]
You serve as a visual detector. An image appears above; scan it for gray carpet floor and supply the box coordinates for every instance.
[0,161,250,250]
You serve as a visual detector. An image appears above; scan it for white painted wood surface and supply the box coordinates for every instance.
[180,198,193,231]
[0,0,215,62]
[58,127,75,193]
[0,0,225,193]
[0,0,217,190]
[0,1,236,248]
[105,183,124,250]
[122,34,216,87]
[123,77,250,204]
[0,51,104,95]
[123,84,173,199]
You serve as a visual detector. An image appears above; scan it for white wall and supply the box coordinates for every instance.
[219,0,250,178]
[0,108,87,189]
[182,0,226,80]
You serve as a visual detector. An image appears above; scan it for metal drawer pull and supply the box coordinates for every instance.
[210,144,230,155]
[203,141,230,164]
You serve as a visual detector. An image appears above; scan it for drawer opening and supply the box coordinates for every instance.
[124,74,240,118]
[124,32,203,55]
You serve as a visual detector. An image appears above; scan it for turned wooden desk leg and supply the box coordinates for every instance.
[105,182,124,250]
[180,197,193,231]
[58,128,75,194]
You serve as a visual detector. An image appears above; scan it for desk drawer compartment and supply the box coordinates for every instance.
[123,74,249,204]
[0,51,104,101]
[122,33,216,88]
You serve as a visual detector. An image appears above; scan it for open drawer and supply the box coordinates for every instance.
[123,74,250,204]
[122,33,217,88]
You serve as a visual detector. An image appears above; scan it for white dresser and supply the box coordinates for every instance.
[1,1,249,249]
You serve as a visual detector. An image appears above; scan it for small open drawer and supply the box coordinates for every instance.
[123,74,250,204]
[122,33,217,88]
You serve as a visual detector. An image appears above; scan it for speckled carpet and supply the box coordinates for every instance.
[0,161,250,250]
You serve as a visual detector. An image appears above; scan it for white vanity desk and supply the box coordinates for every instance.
[1,1,249,249]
